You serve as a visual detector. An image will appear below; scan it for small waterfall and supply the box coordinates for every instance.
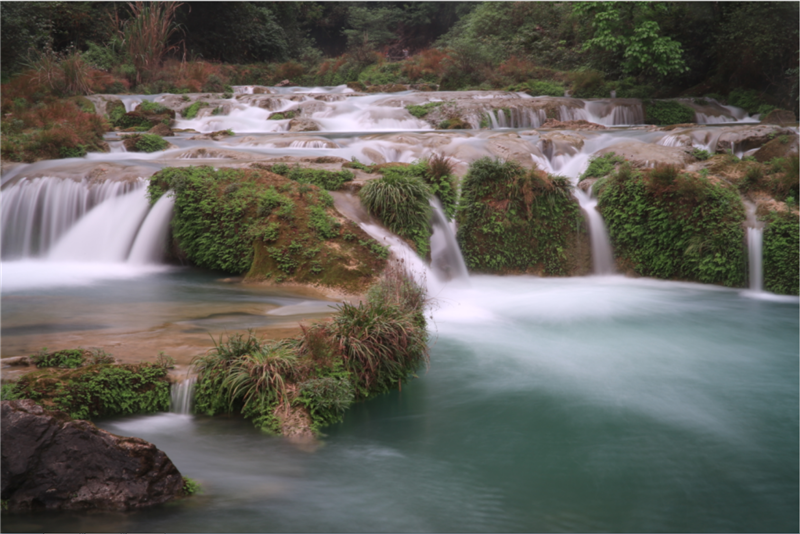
[127,194,175,264]
[1,178,139,259]
[170,376,197,414]
[744,202,764,292]
[429,198,469,282]
[574,189,616,275]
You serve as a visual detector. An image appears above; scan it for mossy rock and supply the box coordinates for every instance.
[438,118,471,130]
[148,166,387,293]
[346,81,366,92]
[762,211,799,295]
[456,158,589,275]
[597,165,746,287]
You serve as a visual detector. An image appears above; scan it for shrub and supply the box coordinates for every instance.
[762,211,799,295]
[644,100,696,125]
[286,167,354,191]
[130,133,168,152]
[727,88,775,116]
[598,166,746,287]
[30,348,86,369]
[579,152,625,181]
[692,148,712,160]
[182,101,208,119]
[457,158,582,275]
[524,79,565,97]
[13,362,171,420]
[137,100,170,114]
[359,170,433,256]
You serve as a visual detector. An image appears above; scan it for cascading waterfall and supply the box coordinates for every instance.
[1,178,139,259]
[574,189,616,275]
[429,198,469,282]
[170,376,197,415]
[744,202,764,292]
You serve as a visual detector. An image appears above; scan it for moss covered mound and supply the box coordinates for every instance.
[457,158,587,275]
[762,211,799,295]
[644,100,696,125]
[597,165,746,286]
[148,166,387,292]
[8,362,171,421]
[108,100,175,131]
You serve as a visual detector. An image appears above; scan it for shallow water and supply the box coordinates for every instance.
[5,276,797,532]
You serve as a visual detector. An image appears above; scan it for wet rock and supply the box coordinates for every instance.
[761,109,797,125]
[716,125,796,153]
[148,123,174,137]
[538,132,586,160]
[347,82,367,92]
[486,134,543,169]
[1,399,184,511]
[275,79,293,87]
[540,119,606,130]
[596,141,693,168]
[752,135,799,163]
[288,118,320,132]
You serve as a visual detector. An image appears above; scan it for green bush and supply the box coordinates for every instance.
[727,88,775,116]
[30,349,85,368]
[13,362,171,420]
[524,79,565,97]
[286,167,354,190]
[182,101,209,119]
[579,152,625,181]
[360,170,432,257]
[137,100,170,114]
[644,100,696,125]
[692,148,712,160]
[358,62,405,86]
[406,101,445,118]
[134,133,168,152]
[762,211,799,295]
[456,158,582,275]
[598,166,746,286]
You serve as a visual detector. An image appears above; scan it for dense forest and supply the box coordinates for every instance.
[1,1,797,112]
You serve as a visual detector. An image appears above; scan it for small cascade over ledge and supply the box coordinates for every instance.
[170,376,197,415]
[429,198,469,283]
[574,188,616,275]
[744,202,765,292]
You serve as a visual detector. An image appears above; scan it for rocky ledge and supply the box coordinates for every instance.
[1,399,184,511]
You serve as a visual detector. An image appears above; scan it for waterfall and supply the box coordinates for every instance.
[170,376,197,414]
[429,198,469,283]
[744,202,764,292]
[127,194,175,264]
[1,178,139,259]
[574,189,616,275]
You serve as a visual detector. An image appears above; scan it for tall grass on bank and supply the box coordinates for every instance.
[192,266,428,434]
[115,1,184,85]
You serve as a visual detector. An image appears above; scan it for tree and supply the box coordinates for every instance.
[573,2,688,79]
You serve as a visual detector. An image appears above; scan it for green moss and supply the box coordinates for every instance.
[597,166,746,286]
[148,166,386,291]
[182,101,209,119]
[644,100,696,125]
[30,349,85,368]
[137,100,170,114]
[131,133,168,152]
[286,167,354,190]
[406,101,445,118]
[579,152,625,181]
[12,362,171,420]
[457,158,583,275]
[762,211,799,295]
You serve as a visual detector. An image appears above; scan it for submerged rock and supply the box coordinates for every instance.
[1,399,184,511]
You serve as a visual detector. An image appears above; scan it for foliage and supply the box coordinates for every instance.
[692,148,712,161]
[523,80,565,97]
[137,100,170,114]
[406,101,445,118]
[573,2,688,79]
[13,362,171,420]
[580,152,625,182]
[182,477,201,496]
[457,158,582,275]
[727,88,776,117]
[359,168,433,257]
[1,383,23,401]
[193,268,428,434]
[126,133,168,153]
[762,211,799,295]
[149,166,387,291]
[644,100,695,125]
[286,167,354,191]
[31,349,85,369]
[597,165,746,287]
[182,101,208,119]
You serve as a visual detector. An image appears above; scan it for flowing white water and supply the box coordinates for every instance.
[744,202,765,292]
[429,198,469,283]
[127,193,175,264]
[170,376,197,415]
[574,189,616,275]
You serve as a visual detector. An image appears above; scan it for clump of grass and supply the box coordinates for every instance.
[137,100,171,114]
[647,164,681,190]
[192,266,428,433]
[182,477,201,496]
[30,348,86,369]
[124,133,168,152]
[286,167,354,191]
[405,101,445,118]
[692,148,712,160]
[360,171,432,256]
[182,101,208,119]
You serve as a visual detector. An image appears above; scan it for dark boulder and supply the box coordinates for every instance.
[761,109,797,126]
[1,399,184,511]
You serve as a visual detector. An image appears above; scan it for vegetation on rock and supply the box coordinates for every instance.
[644,100,696,125]
[597,164,746,287]
[457,158,586,275]
[148,166,387,292]
[762,211,799,295]
[192,267,428,435]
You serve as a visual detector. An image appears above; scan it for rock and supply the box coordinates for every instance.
[538,132,586,160]
[288,118,320,132]
[540,119,607,130]
[596,141,693,168]
[761,109,797,125]
[1,399,184,511]
[148,123,173,137]
[752,135,799,162]
[716,125,796,153]
[346,82,367,92]
[275,79,293,87]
